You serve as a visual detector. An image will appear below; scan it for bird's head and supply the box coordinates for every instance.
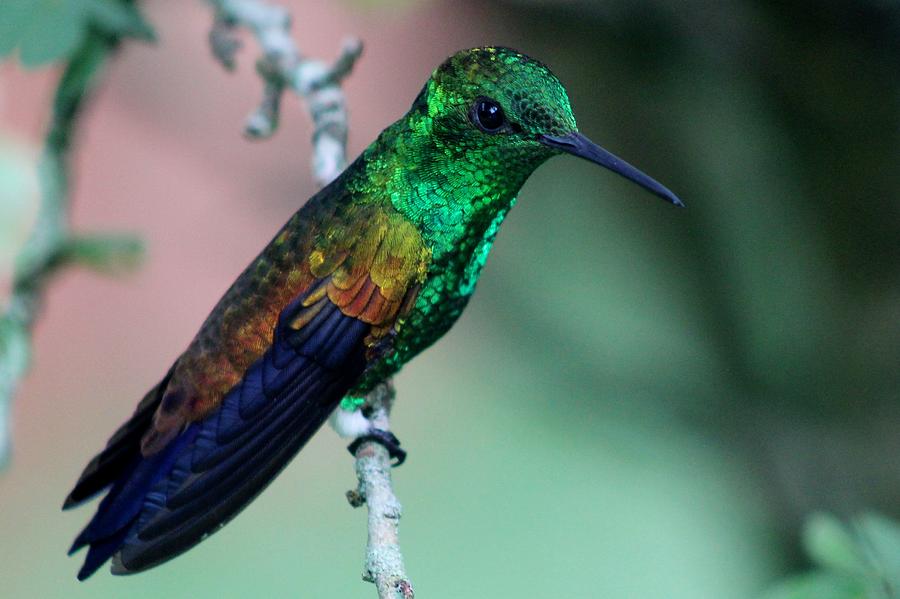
[413,46,682,206]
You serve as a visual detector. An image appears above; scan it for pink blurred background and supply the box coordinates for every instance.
[2,0,501,482]
[0,1,538,594]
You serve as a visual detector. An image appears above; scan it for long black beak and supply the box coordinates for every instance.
[540,132,684,207]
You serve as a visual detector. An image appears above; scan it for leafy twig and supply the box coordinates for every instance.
[763,512,900,599]
[0,31,143,469]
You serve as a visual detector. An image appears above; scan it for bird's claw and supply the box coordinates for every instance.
[347,429,406,466]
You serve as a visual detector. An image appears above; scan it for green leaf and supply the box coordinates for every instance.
[763,571,865,599]
[7,0,88,68]
[765,513,900,599]
[0,0,33,58]
[804,512,870,577]
[84,0,156,41]
[855,513,900,595]
[62,233,144,274]
[0,0,152,67]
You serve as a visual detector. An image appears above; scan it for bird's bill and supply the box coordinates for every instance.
[539,132,684,207]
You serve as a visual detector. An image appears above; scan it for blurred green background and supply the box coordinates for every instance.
[1,0,898,598]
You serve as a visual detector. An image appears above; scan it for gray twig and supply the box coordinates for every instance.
[203,4,412,596]
[0,35,143,470]
[206,0,363,186]
[347,382,415,599]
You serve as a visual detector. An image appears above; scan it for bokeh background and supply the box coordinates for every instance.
[1,1,899,597]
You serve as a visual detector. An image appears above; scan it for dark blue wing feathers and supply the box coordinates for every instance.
[62,366,176,510]
[128,375,337,550]
[68,293,369,579]
[72,427,199,580]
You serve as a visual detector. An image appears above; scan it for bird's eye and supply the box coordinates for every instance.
[471,98,505,133]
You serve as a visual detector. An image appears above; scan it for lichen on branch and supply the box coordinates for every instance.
[206,0,363,186]
[347,382,415,599]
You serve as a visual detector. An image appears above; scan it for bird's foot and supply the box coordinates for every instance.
[347,429,406,466]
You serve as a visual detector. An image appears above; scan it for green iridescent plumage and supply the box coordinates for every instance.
[348,47,577,389]
[65,46,681,579]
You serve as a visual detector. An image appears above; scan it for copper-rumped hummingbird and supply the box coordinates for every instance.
[64,46,682,580]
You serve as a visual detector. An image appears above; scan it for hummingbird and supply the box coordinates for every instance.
[64,46,682,580]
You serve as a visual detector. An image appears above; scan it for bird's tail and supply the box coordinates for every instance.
[65,295,369,579]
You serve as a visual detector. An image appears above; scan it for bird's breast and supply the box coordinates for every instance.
[352,199,514,392]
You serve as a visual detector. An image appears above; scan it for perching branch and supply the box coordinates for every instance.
[203,4,413,596]
[0,33,143,469]
[206,0,363,186]
[347,382,415,599]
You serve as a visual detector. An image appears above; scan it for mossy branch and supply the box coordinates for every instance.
[0,31,143,470]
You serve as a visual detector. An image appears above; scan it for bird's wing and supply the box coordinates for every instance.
[65,201,430,579]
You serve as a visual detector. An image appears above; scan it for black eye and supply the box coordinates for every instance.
[472,98,505,133]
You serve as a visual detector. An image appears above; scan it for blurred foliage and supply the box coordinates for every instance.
[764,513,900,599]
[495,0,900,511]
[0,3,145,468]
[485,0,900,594]
[0,0,154,68]
[0,136,39,280]
[0,135,38,468]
